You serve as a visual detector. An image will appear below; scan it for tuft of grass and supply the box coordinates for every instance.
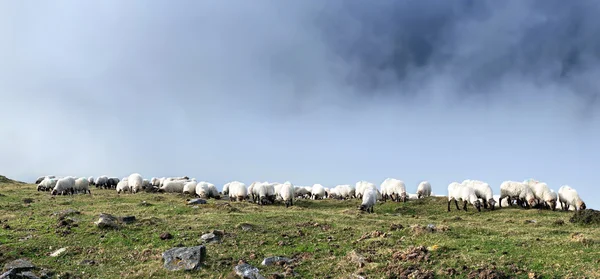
[0,182,598,278]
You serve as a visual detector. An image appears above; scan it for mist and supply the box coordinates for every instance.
[1,0,599,208]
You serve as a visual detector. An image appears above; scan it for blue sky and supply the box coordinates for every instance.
[1,0,598,209]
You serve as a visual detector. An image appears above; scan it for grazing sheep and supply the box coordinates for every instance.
[462,180,496,210]
[195,182,210,198]
[222,183,229,196]
[359,187,377,213]
[142,179,151,190]
[499,181,537,208]
[116,178,130,194]
[416,181,432,199]
[280,182,295,207]
[87,176,95,186]
[531,182,557,210]
[37,177,58,192]
[107,177,120,189]
[294,186,311,199]
[558,185,586,211]
[96,176,108,188]
[333,184,353,200]
[128,173,143,193]
[310,184,326,200]
[160,180,186,193]
[379,178,407,202]
[52,177,76,195]
[183,181,199,195]
[74,177,91,194]
[207,183,220,199]
[447,182,481,212]
[227,181,247,201]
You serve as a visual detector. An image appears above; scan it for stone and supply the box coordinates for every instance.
[234,263,265,279]
[187,199,207,205]
[94,214,120,229]
[50,247,67,257]
[4,259,35,272]
[0,269,17,279]
[261,256,292,266]
[162,245,206,271]
[20,271,40,279]
[200,230,223,244]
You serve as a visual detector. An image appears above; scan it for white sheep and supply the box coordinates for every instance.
[310,184,326,200]
[379,178,406,202]
[207,183,220,199]
[416,181,432,199]
[227,181,247,201]
[52,177,75,195]
[333,184,353,200]
[531,182,557,210]
[183,181,199,195]
[87,176,95,186]
[195,182,210,198]
[222,183,230,196]
[160,180,186,193]
[74,177,90,194]
[116,178,130,194]
[37,177,58,192]
[447,182,481,212]
[280,182,295,207]
[359,187,377,213]
[499,181,537,208]
[462,180,496,210]
[294,186,311,199]
[558,185,586,211]
[127,173,143,193]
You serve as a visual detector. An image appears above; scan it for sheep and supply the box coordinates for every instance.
[87,176,95,186]
[52,177,76,195]
[107,177,120,189]
[530,182,557,210]
[359,187,377,213]
[416,181,432,199]
[310,184,326,200]
[37,177,58,192]
[195,182,210,198]
[280,182,295,207]
[462,180,496,210]
[355,181,370,199]
[254,182,271,205]
[294,186,311,199]
[96,176,108,188]
[558,185,586,211]
[183,181,198,195]
[499,181,537,208]
[333,184,353,200]
[207,183,220,199]
[127,173,143,193]
[447,182,481,212]
[160,180,186,193]
[379,178,406,202]
[142,179,150,189]
[116,178,130,194]
[222,183,229,196]
[227,181,247,201]
[74,177,91,194]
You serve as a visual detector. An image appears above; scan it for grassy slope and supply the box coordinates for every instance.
[0,181,598,279]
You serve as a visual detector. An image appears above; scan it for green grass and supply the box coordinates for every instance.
[0,181,599,278]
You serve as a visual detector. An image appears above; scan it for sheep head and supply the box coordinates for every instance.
[487,198,496,210]
[474,200,482,212]
[578,201,586,210]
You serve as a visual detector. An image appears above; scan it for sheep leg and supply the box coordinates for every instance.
[463,201,468,211]
[482,200,488,209]
[447,200,451,212]
[454,200,460,210]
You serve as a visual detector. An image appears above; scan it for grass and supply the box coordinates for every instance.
[0,180,599,278]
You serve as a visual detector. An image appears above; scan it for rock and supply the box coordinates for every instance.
[118,216,136,224]
[0,269,17,279]
[187,199,207,205]
[261,256,292,266]
[162,245,206,271]
[20,271,40,279]
[50,247,67,257]
[200,230,224,243]
[94,214,119,229]
[234,263,265,279]
[4,259,36,272]
[160,232,173,240]
[54,209,80,220]
[39,269,55,279]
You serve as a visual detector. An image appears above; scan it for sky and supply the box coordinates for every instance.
[1,0,599,209]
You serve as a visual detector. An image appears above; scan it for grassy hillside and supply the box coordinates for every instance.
[0,180,598,278]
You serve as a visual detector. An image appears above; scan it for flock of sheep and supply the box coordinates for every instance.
[34,175,587,213]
